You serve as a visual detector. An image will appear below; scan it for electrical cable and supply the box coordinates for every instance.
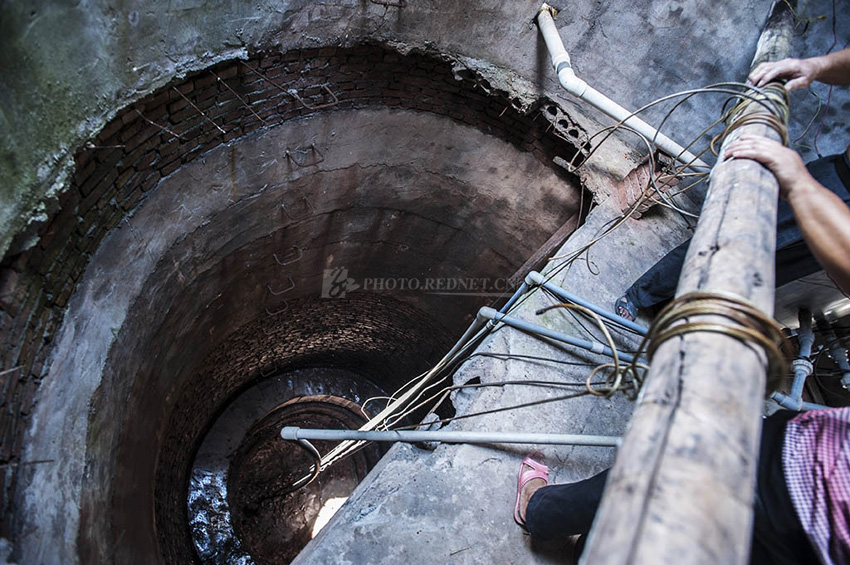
[535,302,646,397]
[549,115,711,270]
[391,388,593,431]
[539,286,611,343]
[383,378,596,430]
[281,75,799,488]
[368,77,793,433]
[463,351,598,368]
[549,77,798,280]
[792,88,825,151]
[709,83,790,155]
[323,321,493,468]
[560,82,789,177]
[539,284,643,341]
[479,86,738,313]
[258,438,322,501]
[812,0,839,157]
[329,278,647,467]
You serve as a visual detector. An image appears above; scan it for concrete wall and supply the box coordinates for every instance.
[2,43,591,562]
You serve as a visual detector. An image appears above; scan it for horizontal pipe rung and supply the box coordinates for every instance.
[280,426,621,447]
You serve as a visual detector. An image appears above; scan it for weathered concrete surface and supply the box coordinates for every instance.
[0,0,782,259]
[4,0,848,562]
[15,108,580,564]
[294,197,691,564]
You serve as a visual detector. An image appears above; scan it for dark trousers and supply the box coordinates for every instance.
[625,151,850,310]
[524,412,815,564]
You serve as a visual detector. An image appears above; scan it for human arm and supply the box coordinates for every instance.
[748,48,850,91]
[724,136,850,294]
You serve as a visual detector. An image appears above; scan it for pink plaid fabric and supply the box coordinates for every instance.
[783,407,850,565]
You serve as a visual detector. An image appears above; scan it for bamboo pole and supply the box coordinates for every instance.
[581,2,795,563]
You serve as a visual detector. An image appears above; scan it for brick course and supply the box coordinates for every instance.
[153,294,454,563]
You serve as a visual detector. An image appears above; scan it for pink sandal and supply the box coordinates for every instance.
[514,452,549,528]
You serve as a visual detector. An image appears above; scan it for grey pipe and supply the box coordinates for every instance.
[526,271,648,336]
[836,347,850,389]
[789,309,814,402]
[769,309,823,411]
[827,333,850,390]
[771,391,828,412]
[498,281,528,315]
[281,426,621,447]
[444,310,488,361]
[478,306,642,364]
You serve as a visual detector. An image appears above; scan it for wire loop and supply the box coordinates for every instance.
[639,292,791,392]
[536,302,647,398]
[711,82,790,154]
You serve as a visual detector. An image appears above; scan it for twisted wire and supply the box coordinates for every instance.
[637,292,791,392]
[710,82,790,154]
[535,302,646,398]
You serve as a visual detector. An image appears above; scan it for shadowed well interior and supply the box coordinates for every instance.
[1,43,588,563]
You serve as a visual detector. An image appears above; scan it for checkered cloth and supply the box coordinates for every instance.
[783,407,850,564]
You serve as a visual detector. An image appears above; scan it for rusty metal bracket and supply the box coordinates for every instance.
[281,192,315,221]
[285,144,325,168]
[274,246,303,266]
[265,302,289,316]
[268,276,296,296]
[288,85,339,110]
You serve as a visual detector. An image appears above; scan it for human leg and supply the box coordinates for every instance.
[751,411,815,564]
[522,469,609,541]
[619,239,691,315]
[516,413,809,553]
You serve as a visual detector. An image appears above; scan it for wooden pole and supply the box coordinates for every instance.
[582,2,795,564]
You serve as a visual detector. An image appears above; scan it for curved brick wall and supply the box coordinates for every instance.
[2,42,587,562]
[151,294,453,564]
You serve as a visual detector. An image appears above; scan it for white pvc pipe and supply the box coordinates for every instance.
[536,4,709,172]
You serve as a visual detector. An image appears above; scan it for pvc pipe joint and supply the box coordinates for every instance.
[535,4,708,172]
[791,358,813,376]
